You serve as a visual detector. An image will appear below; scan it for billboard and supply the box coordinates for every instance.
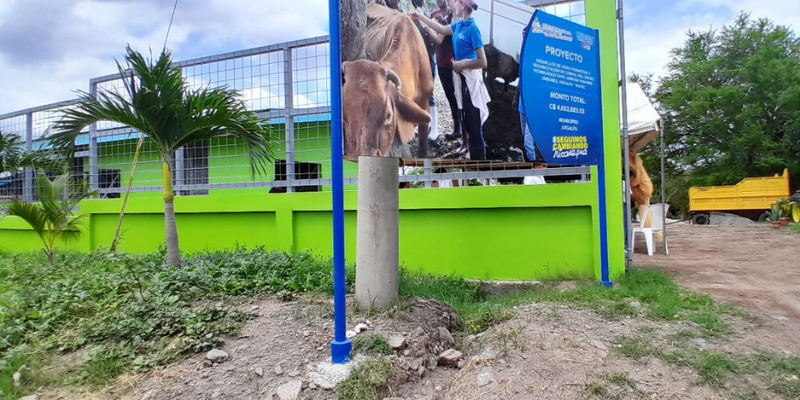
[340,0,532,162]
[518,10,603,166]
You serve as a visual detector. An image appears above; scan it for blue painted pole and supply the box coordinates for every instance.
[593,27,612,289]
[598,148,612,288]
[329,0,352,364]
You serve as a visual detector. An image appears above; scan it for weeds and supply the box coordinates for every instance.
[399,268,745,339]
[496,326,525,356]
[353,334,391,356]
[0,249,770,398]
[0,247,343,394]
[335,358,395,400]
[614,335,800,397]
[585,382,608,397]
[602,372,638,389]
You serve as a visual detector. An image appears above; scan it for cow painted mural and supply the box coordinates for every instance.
[343,0,536,162]
[342,2,435,159]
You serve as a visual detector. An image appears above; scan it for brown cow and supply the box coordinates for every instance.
[342,2,434,158]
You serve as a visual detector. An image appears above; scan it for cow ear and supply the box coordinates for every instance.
[342,61,350,84]
[390,86,431,125]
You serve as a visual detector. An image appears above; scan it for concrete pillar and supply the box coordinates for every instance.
[355,156,400,310]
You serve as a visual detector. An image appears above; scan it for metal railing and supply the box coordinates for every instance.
[1,14,593,200]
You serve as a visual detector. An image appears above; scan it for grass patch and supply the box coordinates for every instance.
[585,382,608,397]
[400,268,745,337]
[507,269,744,337]
[0,348,36,399]
[352,334,391,355]
[614,336,800,397]
[400,269,514,335]
[335,358,395,400]
[616,337,738,386]
[745,352,800,398]
[602,372,638,389]
[617,337,655,359]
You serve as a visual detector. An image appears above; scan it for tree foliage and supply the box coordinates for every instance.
[0,130,67,176]
[654,12,800,190]
[1,173,96,264]
[47,45,278,267]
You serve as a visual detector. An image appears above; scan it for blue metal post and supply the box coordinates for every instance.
[329,0,352,364]
[598,157,613,288]
[596,28,613,289]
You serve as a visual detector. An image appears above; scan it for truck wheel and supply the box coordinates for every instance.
[692,213,710,225]
[758,212,770,222]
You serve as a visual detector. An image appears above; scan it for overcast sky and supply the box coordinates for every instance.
[0,0,798,115]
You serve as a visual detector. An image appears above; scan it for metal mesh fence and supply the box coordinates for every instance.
[0,2,593,200]
[0,114,28,200]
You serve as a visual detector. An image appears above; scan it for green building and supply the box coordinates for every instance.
[0,0,626,282]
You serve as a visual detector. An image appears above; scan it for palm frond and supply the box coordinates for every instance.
[49,89,158,157]
[16,150,69,174]
[0,131,27,174]
[1,130,68,177]
[172,86,278,178]
[48,44,278,179]
[5,200,49,236]
[60,214,89,243]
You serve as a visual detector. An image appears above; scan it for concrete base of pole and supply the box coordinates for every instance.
[355,156,400,310]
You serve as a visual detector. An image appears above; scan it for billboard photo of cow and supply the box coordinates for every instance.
[342,2,434,159]
[342,0,531,163]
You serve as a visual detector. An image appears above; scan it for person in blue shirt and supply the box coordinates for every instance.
[411,0,489,160]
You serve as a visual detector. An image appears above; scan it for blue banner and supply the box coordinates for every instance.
[518,10,603,165]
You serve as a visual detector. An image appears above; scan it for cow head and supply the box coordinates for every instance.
[341,60,430,157]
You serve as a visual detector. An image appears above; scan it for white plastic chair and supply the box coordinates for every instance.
[632,203,669,256]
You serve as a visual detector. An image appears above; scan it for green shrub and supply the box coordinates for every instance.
[0,247,342,387]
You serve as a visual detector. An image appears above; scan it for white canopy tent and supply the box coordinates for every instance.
[622,82,662,153]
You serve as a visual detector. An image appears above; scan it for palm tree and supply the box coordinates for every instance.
[1,172,96,265]
[0,130,67,176]
[47,45,278,267]
[0,130,25,175]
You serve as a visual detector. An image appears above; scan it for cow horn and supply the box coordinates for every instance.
[386,69,402,89]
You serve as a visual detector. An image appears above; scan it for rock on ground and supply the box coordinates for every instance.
[438,349,463,366]
[477,366,495,387]
[205,349,229,363]
[307,358,358,390]
[275,380,302,400]
[388,334,407,350]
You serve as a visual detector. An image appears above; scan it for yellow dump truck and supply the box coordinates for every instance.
[688,169,792,225]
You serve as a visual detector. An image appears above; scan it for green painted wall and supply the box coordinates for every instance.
[0,182,603,281]
[587,0,625,280]
[204,122,358,195]
[0,0,625,282]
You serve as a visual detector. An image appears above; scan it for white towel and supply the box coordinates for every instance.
[453,68,491,125]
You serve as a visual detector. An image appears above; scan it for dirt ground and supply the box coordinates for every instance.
[633,222,800,353]
[62,299,737,400]
[34,223,799,400]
